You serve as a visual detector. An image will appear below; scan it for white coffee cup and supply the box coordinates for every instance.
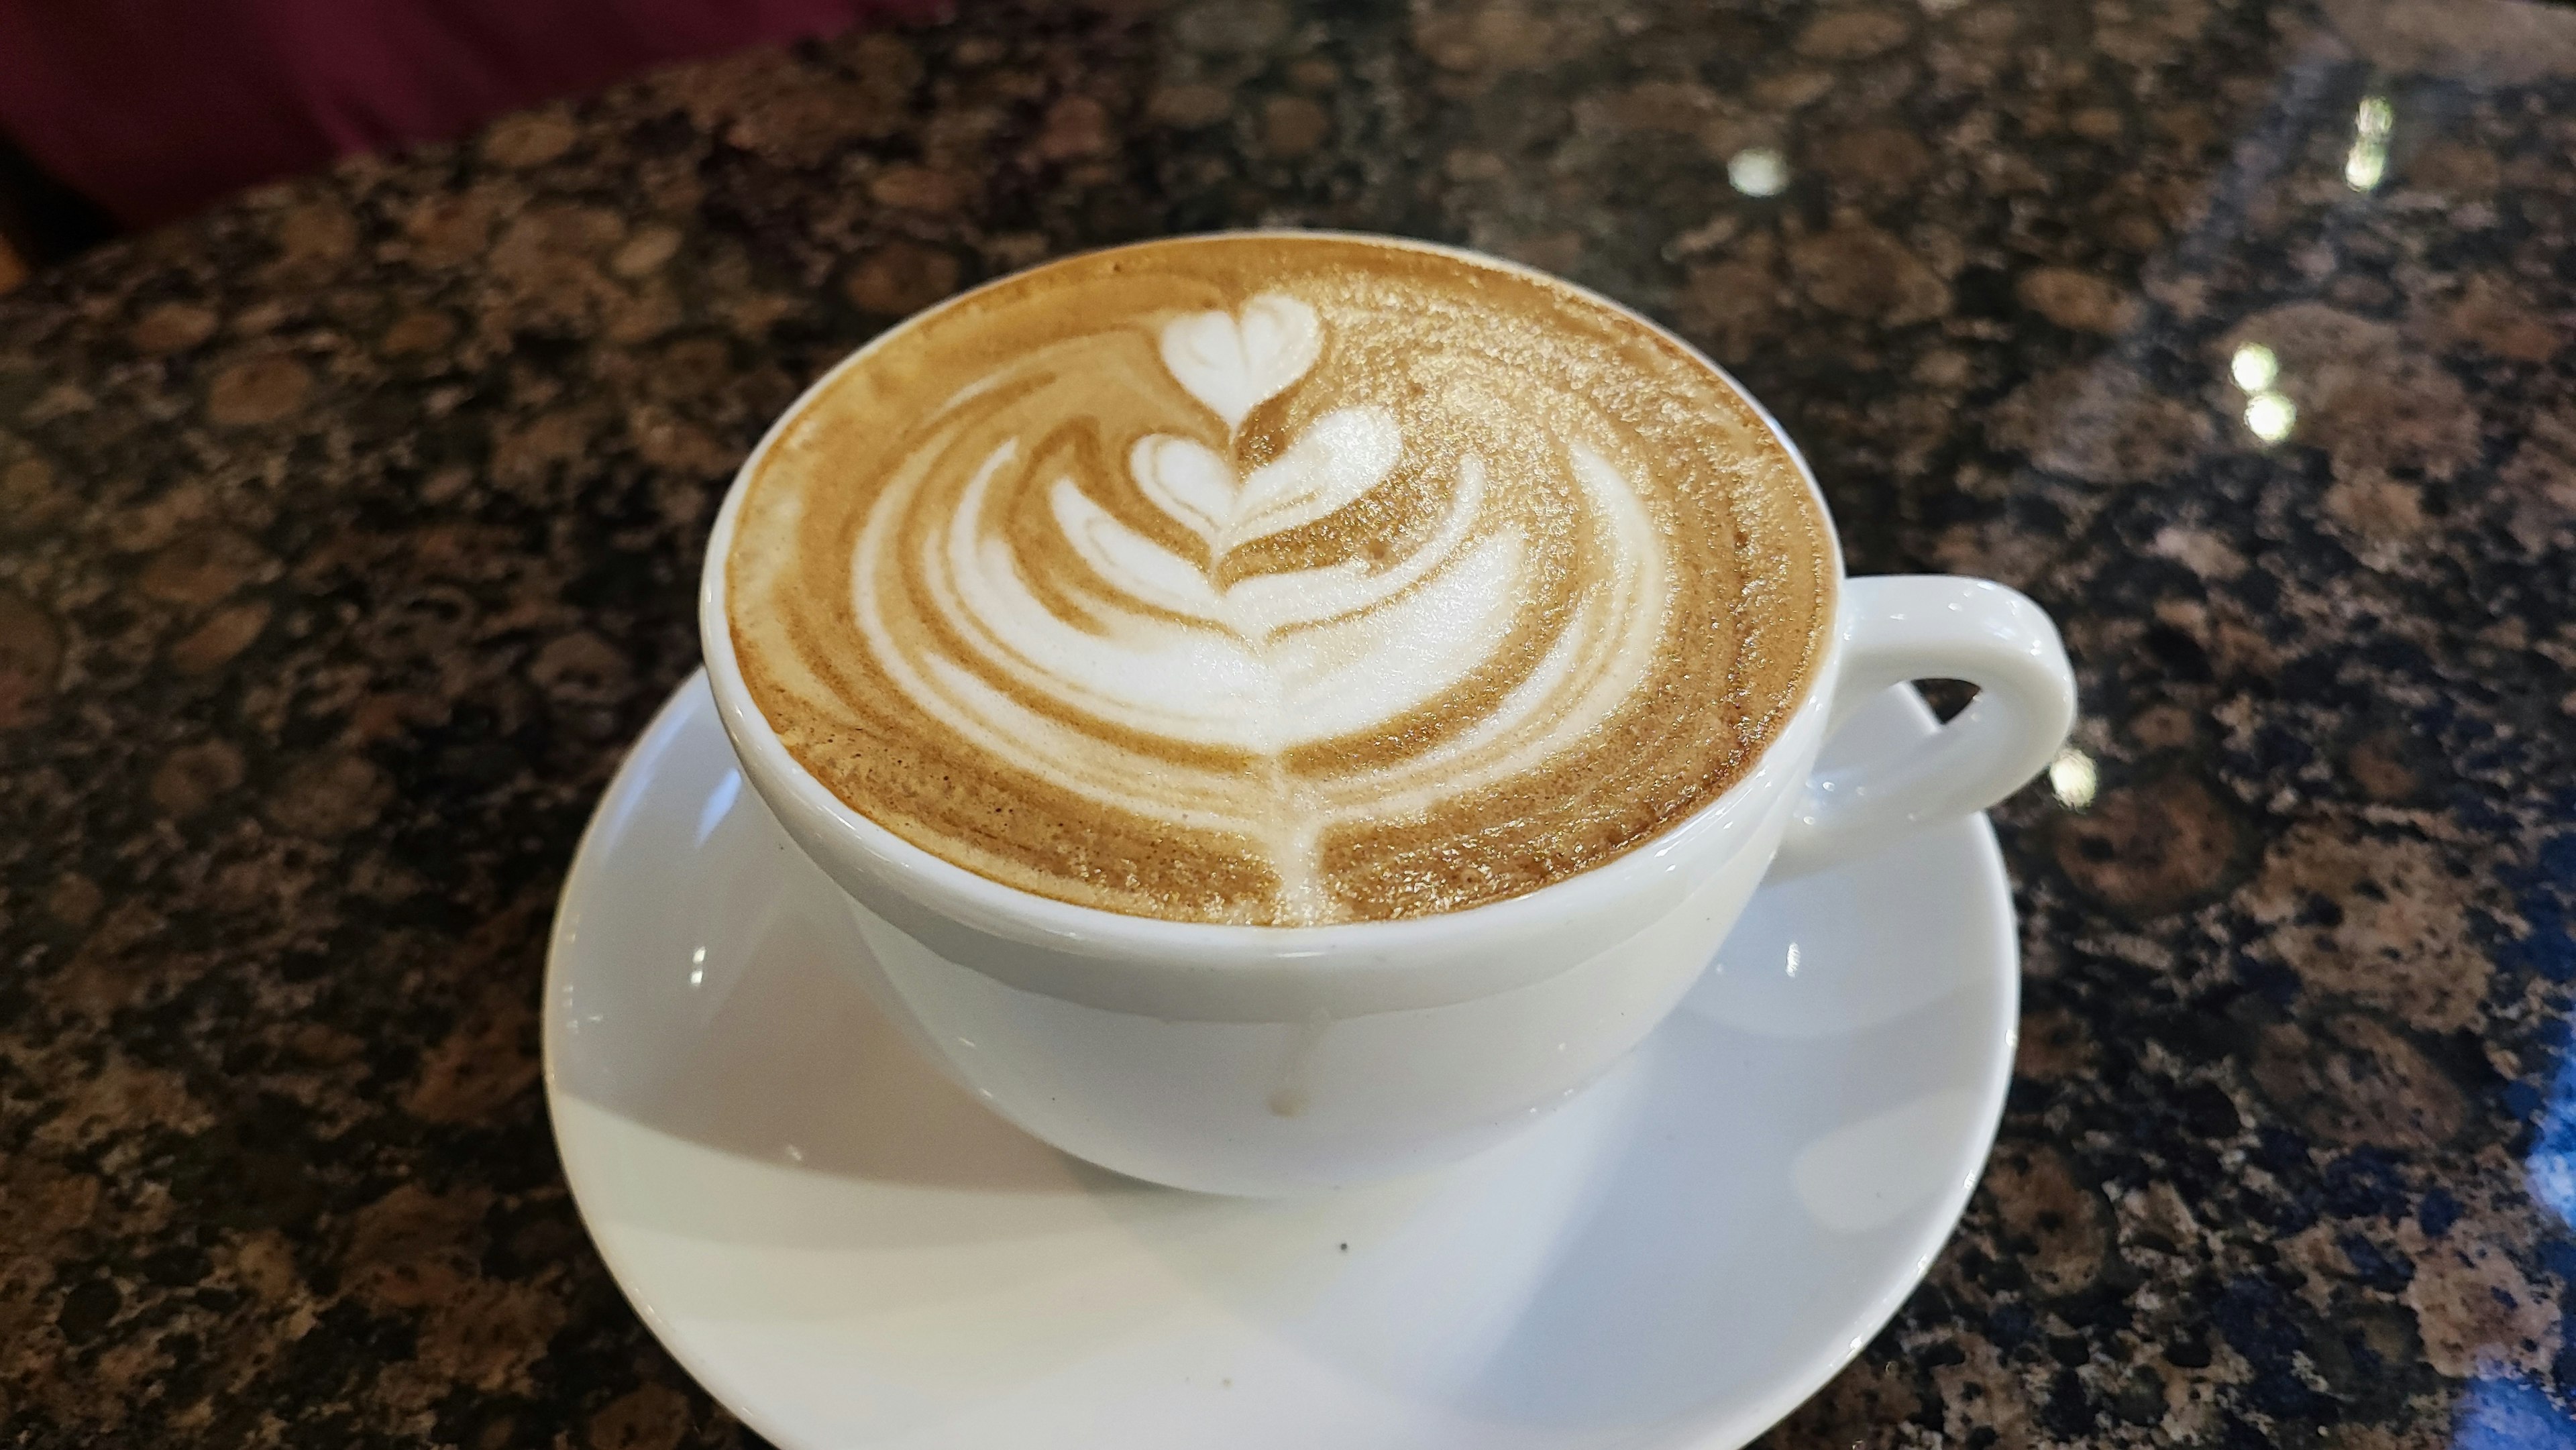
[698,236,2076,1196]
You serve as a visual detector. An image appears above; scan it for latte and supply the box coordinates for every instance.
[724,234,1831,925]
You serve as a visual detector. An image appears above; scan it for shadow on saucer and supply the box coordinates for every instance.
[554,761,1082,1197]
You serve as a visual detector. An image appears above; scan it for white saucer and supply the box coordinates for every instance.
[545,673,2017,1450]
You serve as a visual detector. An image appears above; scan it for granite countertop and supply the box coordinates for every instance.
[6,0,2575,1444]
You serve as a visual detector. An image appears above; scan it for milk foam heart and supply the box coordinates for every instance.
[724,235,1831,924]
[1158,294,1323,431]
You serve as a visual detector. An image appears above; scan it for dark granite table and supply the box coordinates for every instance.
[7,0,2575,1444]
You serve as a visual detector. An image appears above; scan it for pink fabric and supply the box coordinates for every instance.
[0,0,940,227]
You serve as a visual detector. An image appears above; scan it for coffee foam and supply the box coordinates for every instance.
[727,235,1831,924]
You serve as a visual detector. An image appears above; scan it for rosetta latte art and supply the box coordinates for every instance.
[727,236,1830,924]
[857,292,1664,921]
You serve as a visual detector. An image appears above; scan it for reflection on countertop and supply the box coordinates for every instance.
[1,0,2573,1446]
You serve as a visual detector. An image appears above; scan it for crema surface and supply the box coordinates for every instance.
[725,235,1831,924]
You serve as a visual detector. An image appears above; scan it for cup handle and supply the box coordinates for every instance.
[1768,575,2077,881]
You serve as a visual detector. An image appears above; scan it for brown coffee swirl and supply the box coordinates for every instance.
[725,235,1830,924]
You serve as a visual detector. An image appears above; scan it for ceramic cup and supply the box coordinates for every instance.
[698,235,2077,1196]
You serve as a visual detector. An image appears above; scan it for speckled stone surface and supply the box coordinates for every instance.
[5,0,2575,1445]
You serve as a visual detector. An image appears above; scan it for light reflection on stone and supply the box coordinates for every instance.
[2048,746,2097,811]
[1727,147,1788,198]
[2347,95,2394,192]
[2230,342,2279,392]
[2452,1374,2576,1449]
[2245,390,2298,443]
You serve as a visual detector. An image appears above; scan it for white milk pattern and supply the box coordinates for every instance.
[851,292,1668,920]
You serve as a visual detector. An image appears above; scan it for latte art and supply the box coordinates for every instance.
[727,235,1830,924]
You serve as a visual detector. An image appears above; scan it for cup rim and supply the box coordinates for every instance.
[697,228,1847,962]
